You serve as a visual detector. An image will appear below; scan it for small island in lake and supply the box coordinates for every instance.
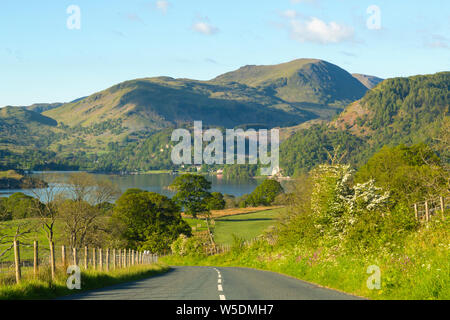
[0,170,47,190]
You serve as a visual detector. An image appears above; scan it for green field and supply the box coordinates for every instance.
[0,218,64,261]
[182,208,284,245]
[213,208,283,245]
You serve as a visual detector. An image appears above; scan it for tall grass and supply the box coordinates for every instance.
[0,264,169,300]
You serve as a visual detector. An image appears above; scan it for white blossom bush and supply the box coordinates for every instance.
[310,164,353,241]
[310,164,391,245]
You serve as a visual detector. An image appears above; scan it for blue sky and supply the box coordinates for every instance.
[1,0,449,106]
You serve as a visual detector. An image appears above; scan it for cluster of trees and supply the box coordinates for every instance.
[279,72,449,177]
[278,143,448,253]
[1,171,286,257]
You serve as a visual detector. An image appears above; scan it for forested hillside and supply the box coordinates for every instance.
[280,72,449,176]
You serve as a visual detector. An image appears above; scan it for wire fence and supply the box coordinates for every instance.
[0,240,158,285]
[413,195,448,222]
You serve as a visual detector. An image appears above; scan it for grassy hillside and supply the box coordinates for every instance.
[352,73,384,89]
[44,77,312,131]
[280,72,450,176]
[212,59,369,107]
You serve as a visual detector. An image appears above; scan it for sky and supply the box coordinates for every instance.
[0,0,449,106]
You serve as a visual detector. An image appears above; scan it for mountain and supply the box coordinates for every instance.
[0,106,57,127]
[0,106,59,151]
[352,74,384,89]
[280,72,450,176]
[24,103,64,113]
[1,58,398,173]
[44,77,313,132]
[212,59,369,108]
[44,59,372,132]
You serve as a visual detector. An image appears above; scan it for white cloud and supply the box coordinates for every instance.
[281,10,298,19]
[156,0,170,14]
[192,18,219,35]
[289,17,354,44]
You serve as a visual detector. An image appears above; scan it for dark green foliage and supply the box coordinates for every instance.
[206,192,226,210]
[222,165,258,179]
[360,72,449,151]
[169,174,212,218]
[355,144,447,204]
[2,192,37,220]
[280,72,449,176]
[280,124,368,176]
[111,189,191,253]
[244,179,284,207]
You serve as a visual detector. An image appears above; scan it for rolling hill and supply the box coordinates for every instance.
[280,72,450,176]
[3,57,415,173]
[352,74,384,89]
[212,59,369,107]
[43,77,312,132]
[43,59,371,132]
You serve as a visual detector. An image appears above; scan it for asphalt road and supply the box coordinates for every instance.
[62,266,361,300]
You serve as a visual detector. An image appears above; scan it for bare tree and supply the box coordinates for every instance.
[59,173,120,248]
[27,174,62,280]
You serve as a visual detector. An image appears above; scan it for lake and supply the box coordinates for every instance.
[0,172,294,200]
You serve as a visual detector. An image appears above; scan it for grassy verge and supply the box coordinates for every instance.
[162,218,449,300]
[0,264,169,300]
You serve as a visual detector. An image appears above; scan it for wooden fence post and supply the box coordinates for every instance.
[49,241,56,280]
[414,203,418,220]
[62,245,66,267]
[425,201,430,222]
[131,250,135,266]
[106,248,110,272]
[118,249,122,268]
[124,249,127,267]
[113,249,116,269]
[33,241,39,278]
[73,247,78,266]
[84,246,88,269]
[99,248,103,271]
[13,240,21,284]
[93,247,96,270]
[440,197,445,220]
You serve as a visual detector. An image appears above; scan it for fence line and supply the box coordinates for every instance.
[413,195,448,222]
[0,241,159,285]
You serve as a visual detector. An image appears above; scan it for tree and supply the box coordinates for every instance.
[245,179,284,207]
[206,192,226,210]
[169,174,212,218]
[169,174,215,246]
[28,175,61,280]
[3,192,37,220]
[111,189,191,253]
[58,172,120,248]
[355,144,447,204]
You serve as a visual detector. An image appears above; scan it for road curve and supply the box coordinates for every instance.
[61,266,361,300]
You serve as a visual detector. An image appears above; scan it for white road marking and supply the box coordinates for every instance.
[219,295,226,300]
[218,284,223,291]
[218,279,222,284]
